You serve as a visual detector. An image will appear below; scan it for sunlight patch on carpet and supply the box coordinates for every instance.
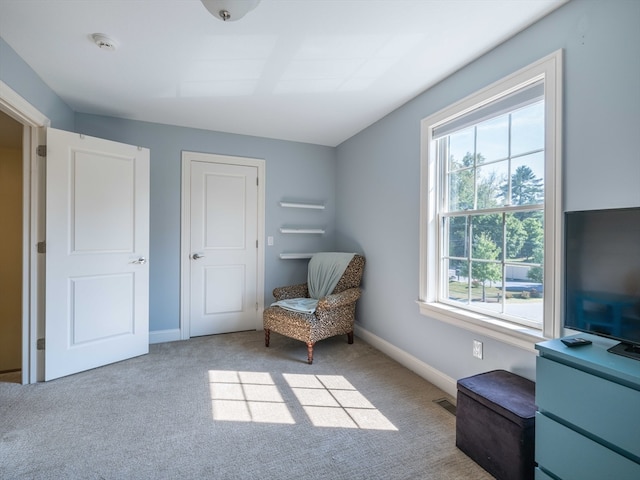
[284,373,398,431]
[209,370,295,424]
[208,371,397,430]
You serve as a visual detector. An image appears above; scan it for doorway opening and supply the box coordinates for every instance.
[0,110,23,383]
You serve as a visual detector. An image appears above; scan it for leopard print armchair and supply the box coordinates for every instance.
[263,254,365,364]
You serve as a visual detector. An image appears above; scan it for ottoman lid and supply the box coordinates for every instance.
[457,370,536,427]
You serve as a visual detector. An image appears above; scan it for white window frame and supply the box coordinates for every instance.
[418,50,563,352]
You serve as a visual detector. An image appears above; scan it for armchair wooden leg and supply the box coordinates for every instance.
[265,329,270,347]
[306,342,314,364]
[347,331,354,344]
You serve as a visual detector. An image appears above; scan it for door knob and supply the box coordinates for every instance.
[192,253,205,260]
[132,257,147,265]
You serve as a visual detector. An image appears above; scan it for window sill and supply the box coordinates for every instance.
[417,300,548,353]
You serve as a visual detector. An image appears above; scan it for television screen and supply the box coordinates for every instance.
[564,207,640,355]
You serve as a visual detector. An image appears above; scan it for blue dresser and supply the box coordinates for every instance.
[535,335,640,480]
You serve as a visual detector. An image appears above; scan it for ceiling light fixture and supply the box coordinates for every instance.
[201,0,260,22]
[91,33,118,51]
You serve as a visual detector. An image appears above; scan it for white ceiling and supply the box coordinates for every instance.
[0,0,567,147]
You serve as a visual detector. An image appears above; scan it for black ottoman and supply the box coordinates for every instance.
[456,370,536,480]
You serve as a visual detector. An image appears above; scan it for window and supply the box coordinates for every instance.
[419,51,562,348]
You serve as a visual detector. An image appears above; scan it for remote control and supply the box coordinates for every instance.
[561,337,592,347]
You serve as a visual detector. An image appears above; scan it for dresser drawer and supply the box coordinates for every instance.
[536,413,640,480]
[536,356,640,458]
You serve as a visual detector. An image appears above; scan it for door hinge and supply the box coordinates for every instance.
[256,239,258,248]
[37,145,47,157]
[256,177,259,186]
[37,241,46,253]
[256,302,259,311]
[37,338,45,350]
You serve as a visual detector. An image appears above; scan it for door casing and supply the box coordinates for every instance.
[0,81,49,384]
[180,151,265,340]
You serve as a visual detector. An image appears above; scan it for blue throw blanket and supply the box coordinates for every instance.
[272,252,355,313]
[271,297,319,314]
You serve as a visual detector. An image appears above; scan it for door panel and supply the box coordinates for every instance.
[204,173,246,248]
[190,161,258,337]
[45,128,149,381]
[70,274,134,343]
[205,265,245,313]
[72,151,135,252]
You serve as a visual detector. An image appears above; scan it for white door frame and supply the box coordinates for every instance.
[0,81,50,384]
[180,151,265,340]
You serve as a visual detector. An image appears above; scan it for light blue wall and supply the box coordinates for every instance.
[0,37,74,130]
[335,0,640,382]
[75,113,337,331]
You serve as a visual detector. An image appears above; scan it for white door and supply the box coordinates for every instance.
[45,128,149,381]
[189,160,258,336]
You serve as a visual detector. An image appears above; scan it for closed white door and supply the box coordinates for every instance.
[189,160,258,336]
[45,128,149,381]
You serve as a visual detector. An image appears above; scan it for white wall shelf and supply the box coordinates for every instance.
[279,201,325,210]
[278,200,324,260]
[279,253,315,259]
[279,227,325,234]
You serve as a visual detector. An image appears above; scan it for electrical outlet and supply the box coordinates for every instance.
[473,340,483,359]
[267,236,274,246]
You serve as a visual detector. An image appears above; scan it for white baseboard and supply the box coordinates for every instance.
[355,325,458,399]
[149,328,181,344]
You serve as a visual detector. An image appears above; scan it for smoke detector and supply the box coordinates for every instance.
[92,33,118,51]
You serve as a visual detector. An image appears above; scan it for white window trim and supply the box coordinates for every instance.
[418,50,563,351]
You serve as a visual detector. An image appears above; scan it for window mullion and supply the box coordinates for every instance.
[467,215,472,304]
[473,126,478,211]
[507,113,513,206]
[439,138,449,303]
[445,204,543,217]
[501,212,507,313]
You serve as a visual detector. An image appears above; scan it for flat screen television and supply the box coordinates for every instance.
[564,207,640,360]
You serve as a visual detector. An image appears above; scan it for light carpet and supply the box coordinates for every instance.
[0,331,492,479]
